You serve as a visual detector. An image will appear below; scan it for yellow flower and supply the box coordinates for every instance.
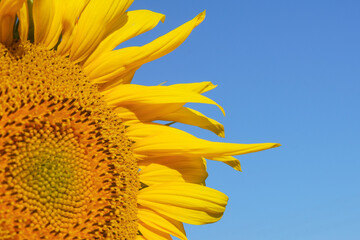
[0,0,280,239]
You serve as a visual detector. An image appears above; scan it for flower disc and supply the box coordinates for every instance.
[0,42,138,239]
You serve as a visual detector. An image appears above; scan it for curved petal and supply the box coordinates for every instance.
[17,0,29,41]
[127,123,280,170]
[170,81,217,94]
[33,0,63,48]
[69,0,133,63]
[139,156,208,185]
[0,0,26,45]
[85,10,165,65]
[159,107,225,137]
[84,11,206,89]
[56,0,90,56]
[111,82,224,136]
[208,156,242,171]
[138,222,173,240]
[138,182,228,225]
[114,107,140,125]
[102,83,224,118]
[138,207,187,240]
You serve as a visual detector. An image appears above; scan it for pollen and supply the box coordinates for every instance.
[0,42,139,239]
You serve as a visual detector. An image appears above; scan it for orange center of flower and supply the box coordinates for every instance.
[0,41,138,239]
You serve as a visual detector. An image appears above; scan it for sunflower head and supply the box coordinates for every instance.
[0,41,138,239]
[0,0,280,239]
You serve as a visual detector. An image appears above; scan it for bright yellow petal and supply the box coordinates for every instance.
[138,207,187,240]
[0,0,26,45]
[138,182,228,225]
[69,0,133,63]
[17,0,29,41]
[110,82,224,136]
[85,10,165,66]
[159,107,225,137]
[170,81,217,94]
[207,156,242,171]
[139,156,208,185]
[127,123,280,170]
[84,11,206,89]
[33,0,63,48]
[138,223,173,240]
[102,83,224,118]
[112,107,141,127]
[56,0,90,56]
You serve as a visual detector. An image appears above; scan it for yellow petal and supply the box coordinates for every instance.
[170,81,217,94]
[56,0,90,56]
[69,0,133,63]
[84,11,206,89]
[159,107,225,137]
[85,10,165,66]
[109,82,224,136]
[33,0,63,48]
[127,123,280,170]
[207,156,242,171]
[0,0,26,45]
[139,156,208,185]
[138,182,228,225]
[107,82,225,134]
[138,223,173,240]
[102,83,224,118]
[17,0,29,41]
[138,207,187,240]
[115,107,139,121]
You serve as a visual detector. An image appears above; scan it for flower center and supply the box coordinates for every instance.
[0,41,138,239]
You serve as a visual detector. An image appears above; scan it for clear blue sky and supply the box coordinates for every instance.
[125,1,360,239]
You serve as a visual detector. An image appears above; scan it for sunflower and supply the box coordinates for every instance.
[0,0,280,239]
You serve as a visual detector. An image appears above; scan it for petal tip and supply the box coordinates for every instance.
[273,143,281,148]
[195,10,206,26]
[160,14,166,23]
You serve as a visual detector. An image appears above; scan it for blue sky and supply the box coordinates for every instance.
[126,1,360,239]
